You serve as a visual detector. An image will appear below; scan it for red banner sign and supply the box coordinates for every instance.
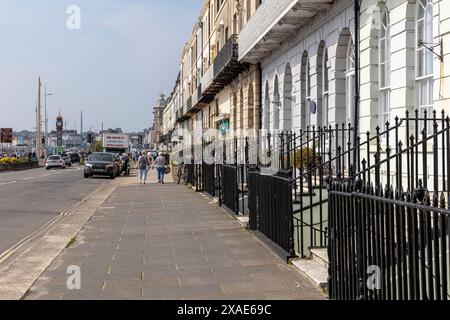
[0,128,13,143]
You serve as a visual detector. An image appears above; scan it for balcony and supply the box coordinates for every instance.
[201,35,248,102]
[178,35,248,122]
[238,0,334,63]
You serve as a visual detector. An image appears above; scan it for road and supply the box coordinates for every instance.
[0,165,108,255]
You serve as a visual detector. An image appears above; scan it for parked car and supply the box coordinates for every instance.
[84,152,119,179]
[60,152,72,167]
[68,152,80,163]
[46,155,65,170]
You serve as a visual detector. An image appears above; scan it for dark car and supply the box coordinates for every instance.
[68,152,80,163]
[84,152,119,179]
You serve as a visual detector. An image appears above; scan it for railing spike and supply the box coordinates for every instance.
[424,190,431,206]
[433,191,439,207]
[440,192,446,208]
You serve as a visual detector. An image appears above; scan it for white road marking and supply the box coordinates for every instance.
[22,177,34,181]
[0,181,17,186]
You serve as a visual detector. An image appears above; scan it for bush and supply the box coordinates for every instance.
[0,157,12,164]
[0,157,31,164]
[290,147,318,170]
[17,157,30,163]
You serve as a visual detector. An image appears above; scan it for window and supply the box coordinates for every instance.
[379,8,391,132]
[264,81,270,130]
[300,51,309,128]
[240,89,244,129]
[233,93,237,131]
[216,0,223,14]
[323,48,330,127]
[346,37,355,125]
[416,0,434,135]
[273,76,280,130]
[247,0,252,22]
[306,57,311,127]
[215,98,219,116]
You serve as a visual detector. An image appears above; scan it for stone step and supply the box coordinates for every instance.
[310,247,329,269]
[236,215,249,228]
[291,258,328,291]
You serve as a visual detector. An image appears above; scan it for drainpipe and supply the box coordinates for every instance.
[257,62,263,168]
[258,62,262,131]
[353,0,361,171]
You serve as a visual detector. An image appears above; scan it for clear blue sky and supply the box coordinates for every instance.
[0,0,203,132]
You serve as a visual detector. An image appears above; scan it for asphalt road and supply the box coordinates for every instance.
[0,165,109,255]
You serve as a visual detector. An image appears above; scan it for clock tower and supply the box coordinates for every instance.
[56,113,63,147]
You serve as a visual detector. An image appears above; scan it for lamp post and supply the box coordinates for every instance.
[36,77,42,159]
[44,87,53,157]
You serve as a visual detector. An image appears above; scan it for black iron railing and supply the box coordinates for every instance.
[221,164,239,214]
[213,35,238,76]
[178,109,450,300]
[202,162,216,196]
[326,110,450,300]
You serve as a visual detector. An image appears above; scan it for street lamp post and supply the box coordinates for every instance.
[36,77,42,159]
[44,87,53,157]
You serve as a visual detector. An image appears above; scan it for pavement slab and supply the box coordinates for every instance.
[24,170,326,300]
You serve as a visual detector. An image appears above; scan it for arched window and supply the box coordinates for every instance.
[273,75,280,130]
[317,41,327,128]
[306,58,311,127]
[264,81,270,130]
[323,48,330,127]
[300,51,309,128]
[346,37,355,125]
[416,0,434,134]
[379,7,391,131]
[282,64,293,130]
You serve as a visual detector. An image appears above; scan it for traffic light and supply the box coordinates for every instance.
[87,133,94,143]
[41,137,45,144]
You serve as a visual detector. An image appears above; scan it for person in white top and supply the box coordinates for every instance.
[152,152,167,184]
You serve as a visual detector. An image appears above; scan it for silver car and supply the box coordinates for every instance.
[46,155,66,169]
[60,153,72,167]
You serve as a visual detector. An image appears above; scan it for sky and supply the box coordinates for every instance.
[0,0,203,133]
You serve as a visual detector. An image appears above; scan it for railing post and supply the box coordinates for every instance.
[375,126,381,187]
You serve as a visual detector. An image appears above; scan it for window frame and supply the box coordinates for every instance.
[379,7,391,132]
[415,0,434,135]
[322,48,330,128]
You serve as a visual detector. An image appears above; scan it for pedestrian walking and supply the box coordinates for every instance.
[146,150,154,166]
[152,152,167,184]
[137,151,150,184]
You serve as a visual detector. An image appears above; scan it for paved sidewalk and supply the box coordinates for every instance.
[24,169,325,300]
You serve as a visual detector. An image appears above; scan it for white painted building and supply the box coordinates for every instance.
[359,0,450,135]
[239,0,450,137]
[239,0,353,133]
